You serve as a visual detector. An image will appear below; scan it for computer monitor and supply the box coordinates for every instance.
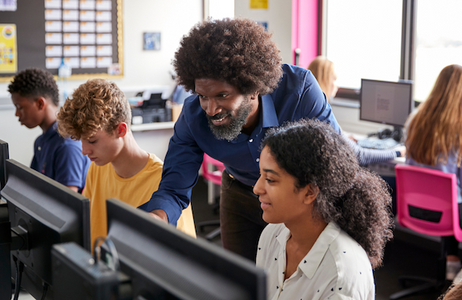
[103,198,266,300]
[0,159,90,300]
[0,139,9,190]
[360,79,414,128]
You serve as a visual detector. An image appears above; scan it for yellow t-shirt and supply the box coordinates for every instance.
[83,153,196,247]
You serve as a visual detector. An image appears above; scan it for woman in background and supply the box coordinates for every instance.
[308,56,405,165]
[405,64,462,280]
[255,119,393,299]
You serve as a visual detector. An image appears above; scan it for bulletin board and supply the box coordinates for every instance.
[0,0,123,82]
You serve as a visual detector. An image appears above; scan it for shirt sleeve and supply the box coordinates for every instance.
[53,142,89,190]
[299,69,341,133]
[458,166,462,199]
[138,108,204,226]
[342,133,397,166]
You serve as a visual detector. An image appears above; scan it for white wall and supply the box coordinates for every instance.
[0,0,202,165]
[330,99,394,136]
[234,0,292,64]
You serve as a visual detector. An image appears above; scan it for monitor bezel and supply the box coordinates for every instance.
[359,78,414,127]
[0,139,9,190]
[1,159,90,299]
[105,198,267,300]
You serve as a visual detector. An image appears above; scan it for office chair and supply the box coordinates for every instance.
[390,164,462,300]
[197,154,225,241]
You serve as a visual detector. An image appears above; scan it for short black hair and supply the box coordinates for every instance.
[174,18,283,95]
[8,68,59,106]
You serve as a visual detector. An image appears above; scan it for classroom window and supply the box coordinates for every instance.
[324,0,403,90]
[323,0,462,102]
[414,0,462,101]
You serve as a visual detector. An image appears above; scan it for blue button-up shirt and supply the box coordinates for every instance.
[139,64,340,224]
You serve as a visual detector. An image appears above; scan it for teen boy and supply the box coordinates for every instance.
[57,78,196,246]
[8,68,89,193]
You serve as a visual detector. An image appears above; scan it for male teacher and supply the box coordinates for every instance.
[139,18,340,261]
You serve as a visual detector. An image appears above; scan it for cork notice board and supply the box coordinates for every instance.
[0,0,123,82]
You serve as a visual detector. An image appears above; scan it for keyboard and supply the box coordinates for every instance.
[357,137,399,150]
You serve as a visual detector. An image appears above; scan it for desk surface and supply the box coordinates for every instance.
[131,121,175,132]
[345,131,405,177]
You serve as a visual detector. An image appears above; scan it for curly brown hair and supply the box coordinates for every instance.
[8,68,60,106]
[57,79,131,140]
[262,119,394,269]
[173,18,283,95]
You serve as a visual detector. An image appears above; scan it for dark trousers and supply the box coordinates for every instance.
[442,203,462,256]
[220,170,267,262]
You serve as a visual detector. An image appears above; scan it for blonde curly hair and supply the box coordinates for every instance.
[57,79,131,140]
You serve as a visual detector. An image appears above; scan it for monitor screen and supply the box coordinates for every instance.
[360,79,414,127]
[104,198,267,300]
[1,159,90,300]
[0,139,9,190]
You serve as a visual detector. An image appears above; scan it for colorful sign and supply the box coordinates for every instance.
[250,0,268,9]
[0,24,17,73]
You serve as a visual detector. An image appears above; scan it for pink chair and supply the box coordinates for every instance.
[198,154,225,241]
[390,164,462,299]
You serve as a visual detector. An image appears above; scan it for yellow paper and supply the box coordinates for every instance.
[0,24,17,73]
[250,0,268,9]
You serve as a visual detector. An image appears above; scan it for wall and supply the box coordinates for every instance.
[234,0,292,64]
[0,0,202,165]
[330,99,394,136]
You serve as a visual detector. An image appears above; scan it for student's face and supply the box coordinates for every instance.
[253,146,314,225]
[11,93,43,129]
[81,128,123,166]
[195,78,258,141]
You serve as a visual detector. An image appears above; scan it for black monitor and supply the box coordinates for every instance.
[360,79,414,128]
[0,139,9,190]
[106,198,266,299]
[53,198,266,299]
[0,159,90,300]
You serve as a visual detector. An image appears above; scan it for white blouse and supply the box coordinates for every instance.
[256,222,375,300]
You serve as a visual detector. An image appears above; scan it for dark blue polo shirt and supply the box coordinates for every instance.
[31,122,90,193]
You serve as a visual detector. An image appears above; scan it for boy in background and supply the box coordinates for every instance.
[57,79,196,246]
[8,68,89,193]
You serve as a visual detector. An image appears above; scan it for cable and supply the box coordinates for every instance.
[12,257,24,300]
[93,236,120,271]
[40,282,48,300]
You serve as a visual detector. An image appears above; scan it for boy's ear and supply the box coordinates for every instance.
[35,97,47,110]
[117,122,128,138]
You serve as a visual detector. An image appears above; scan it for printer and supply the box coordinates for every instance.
[130,89,172,124]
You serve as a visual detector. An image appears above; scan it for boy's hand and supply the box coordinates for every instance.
[149,209,168,223]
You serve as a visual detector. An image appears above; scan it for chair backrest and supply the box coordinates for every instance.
[202,154,225,186]
[395,164,462,241]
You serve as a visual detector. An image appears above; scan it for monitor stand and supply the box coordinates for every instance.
[391,126,404,142]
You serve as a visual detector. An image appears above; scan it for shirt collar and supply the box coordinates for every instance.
[277,222,341,280]
[261,94,279,128]
[42,121,58,141]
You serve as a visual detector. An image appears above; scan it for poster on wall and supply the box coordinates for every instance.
[43,0,116,73]
[250,0,268,9]
[0,0,16,11]
[143,32,161,50]
[0,24,17,73]
[256,21,268,31]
